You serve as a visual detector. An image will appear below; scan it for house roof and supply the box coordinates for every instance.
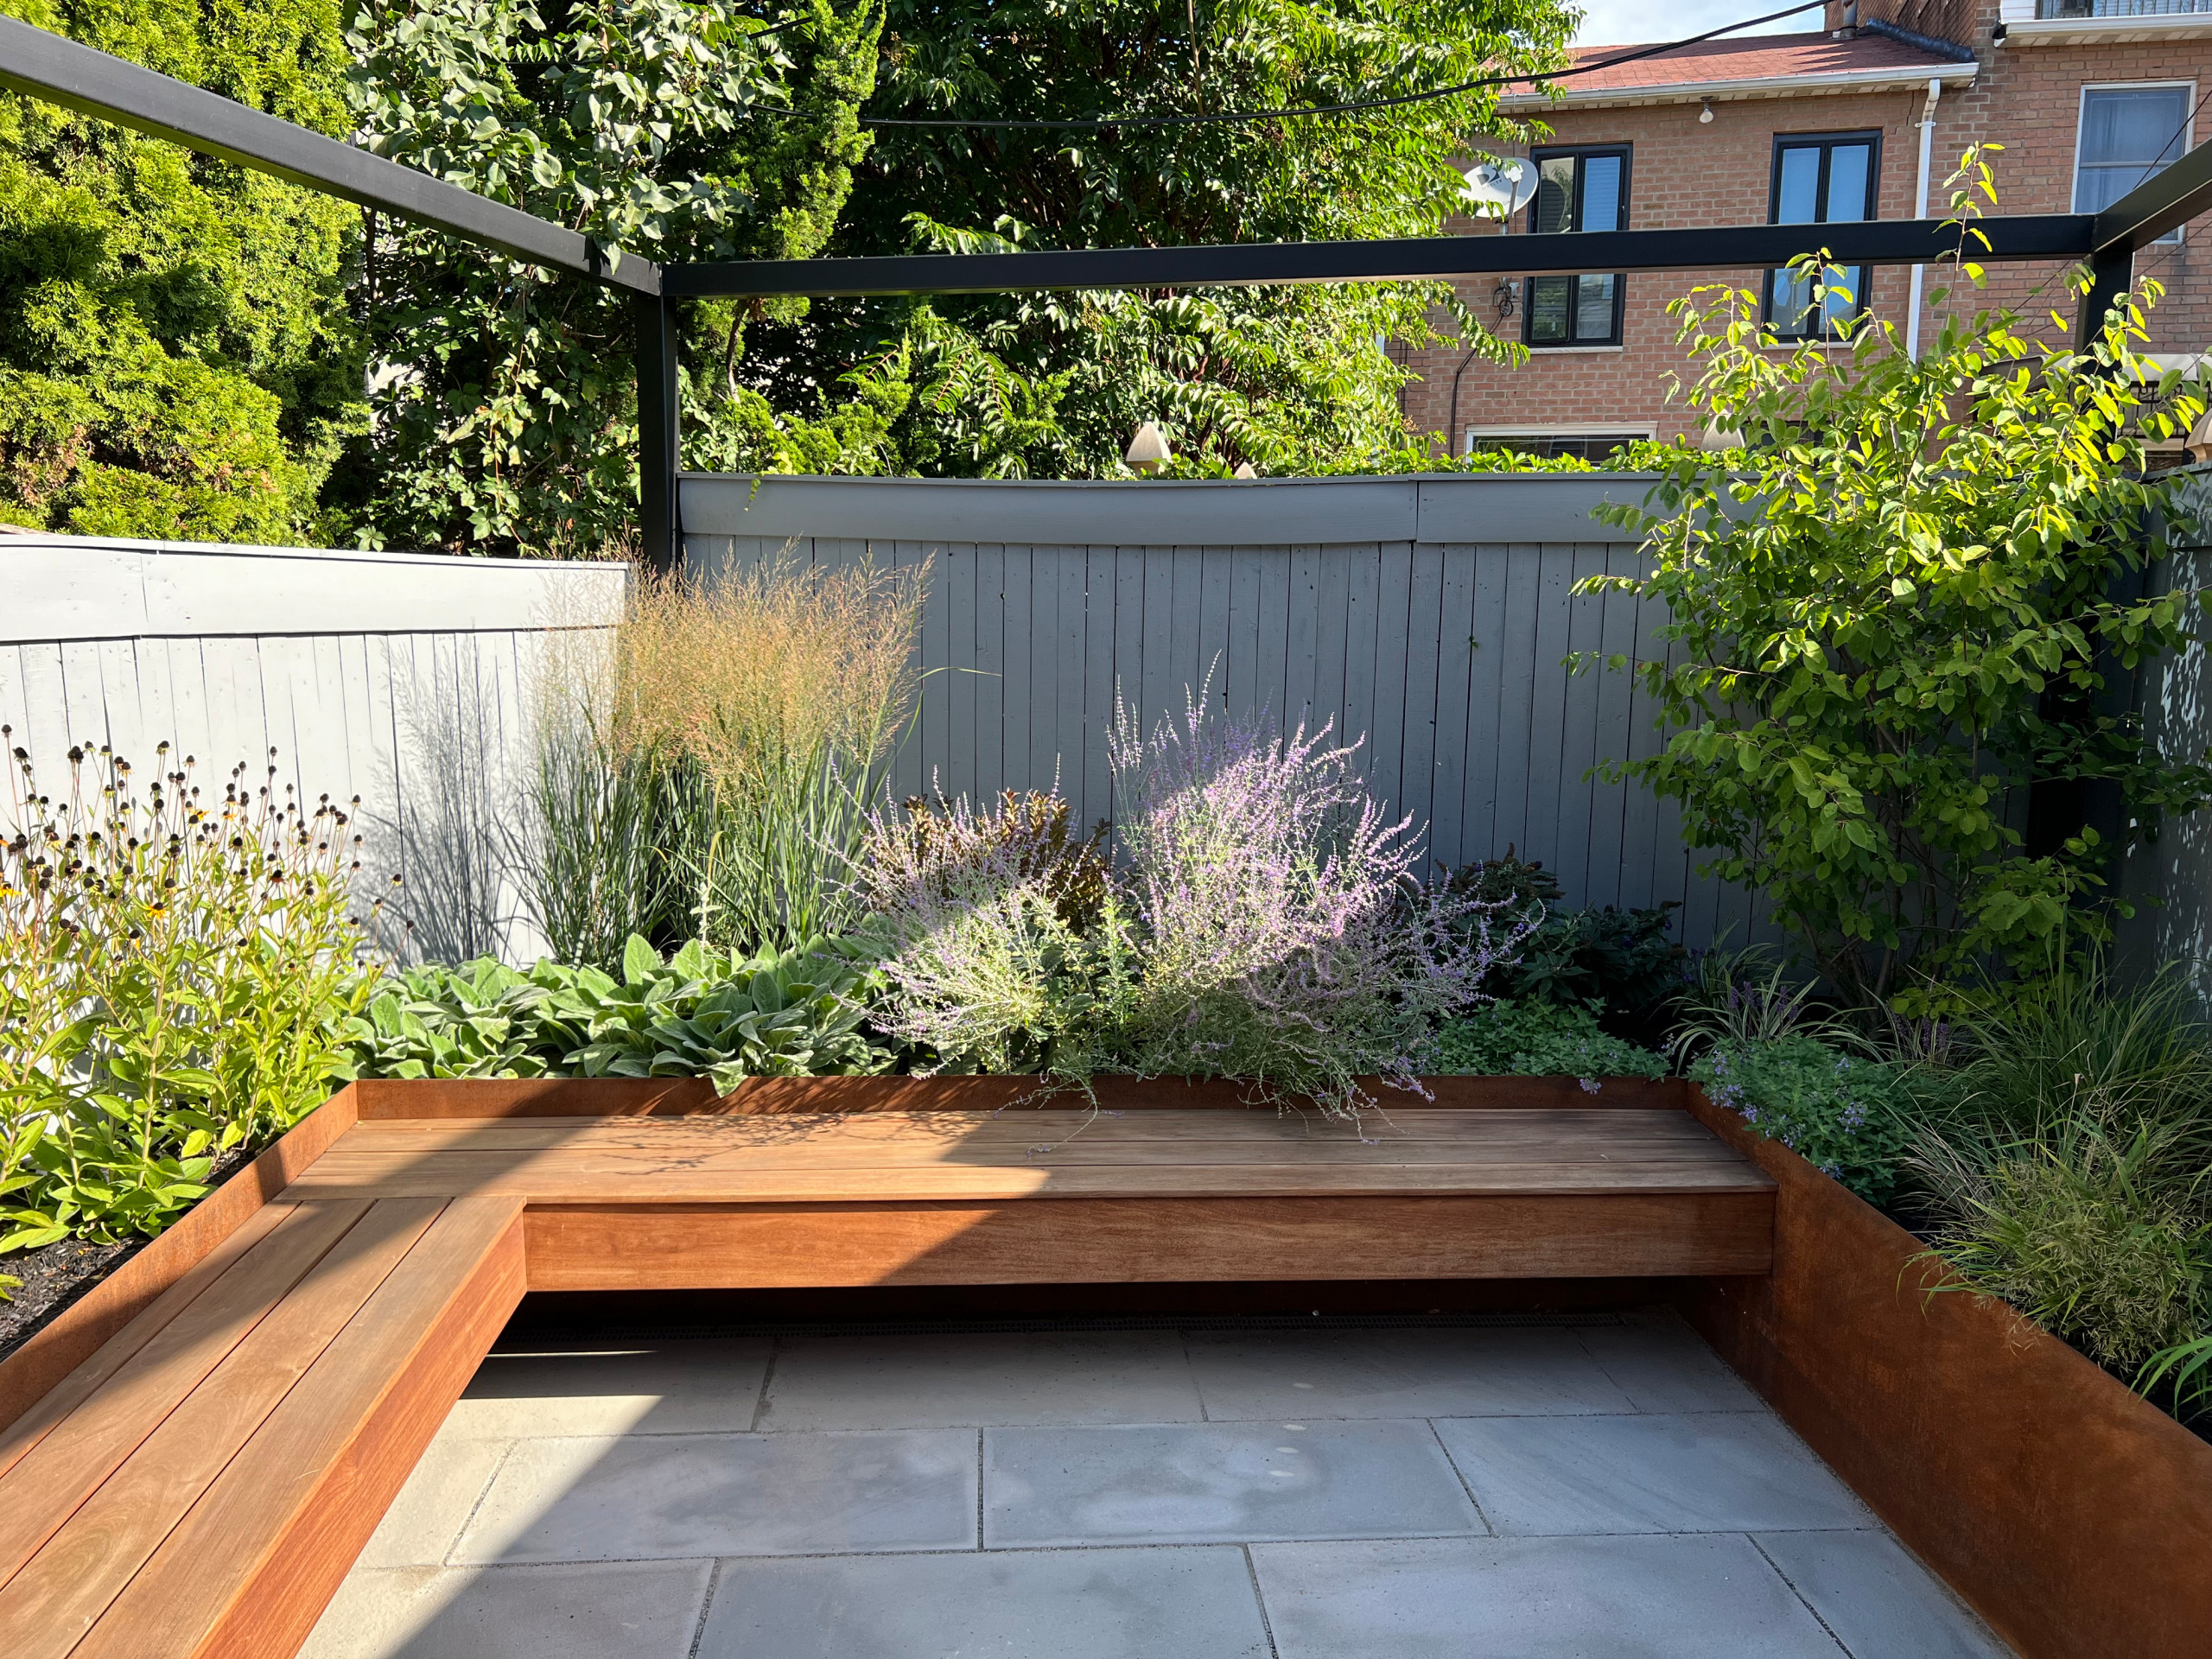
[1499,30,1976,111]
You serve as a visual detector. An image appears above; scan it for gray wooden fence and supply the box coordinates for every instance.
[1,533,628,962]
[681,473,1774,950]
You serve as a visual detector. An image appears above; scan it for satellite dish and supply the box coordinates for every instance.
[1461,156,1538,221]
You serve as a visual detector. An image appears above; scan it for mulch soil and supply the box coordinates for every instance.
[0,1236,145,1367]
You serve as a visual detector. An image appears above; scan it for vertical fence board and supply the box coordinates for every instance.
[1551,543,1611,908]
[1461,547,1510,863]
[1367,544,1414,831]
[1428,547,1479,880]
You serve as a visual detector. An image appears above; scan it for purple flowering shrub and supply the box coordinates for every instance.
[1106,693,1531,1117]
[859,790,1135,1083]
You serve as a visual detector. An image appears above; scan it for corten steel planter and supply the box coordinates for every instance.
[1677,1085,2212,1659]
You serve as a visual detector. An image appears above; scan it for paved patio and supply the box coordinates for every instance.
[302,1310,2010,1657]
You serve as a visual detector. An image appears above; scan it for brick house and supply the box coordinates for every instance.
[1402,0,2212,457]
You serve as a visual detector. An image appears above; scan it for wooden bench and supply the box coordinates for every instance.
[0,1075,1772,1657]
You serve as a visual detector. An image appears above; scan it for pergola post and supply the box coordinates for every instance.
[2073,245,2135,354]
[633,290,681,576]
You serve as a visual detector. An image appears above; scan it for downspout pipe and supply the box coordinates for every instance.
[1906,75,1942,359]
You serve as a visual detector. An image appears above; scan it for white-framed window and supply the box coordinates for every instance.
[1465,425,1655,461]
[2075,82,2193,243]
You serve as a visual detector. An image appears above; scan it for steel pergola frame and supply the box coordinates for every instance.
[6,13,2210,570]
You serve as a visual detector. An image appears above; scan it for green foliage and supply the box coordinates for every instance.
[1908,957,2212,1393]
[1427,1000,1667,1082]
[340,0,881,553]
[346,934,894,1093]
[1915,1115,2207,1373]
[1694,1035,1912,1205]
[1,738,376,1257]
[0,0,363,540]
[1581,154,2212,1007]
[1435,852,1680,1027]
[728,0,1576,477]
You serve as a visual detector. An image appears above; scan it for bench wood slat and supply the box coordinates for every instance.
[285,1149,1776,1203]
[0,1200,299,1488]
[0,1201,368,1592]
[0,1199,439,1659]
[342,1107,1730,1150]
[73,1194,526,1659]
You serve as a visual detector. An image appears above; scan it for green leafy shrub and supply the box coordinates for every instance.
[1427,1000,1667,1082]
[1,736,375,1268]
[346,934,893,1093]
[1435,852,1680,1029]
[1581,152,2212,1008]
[0,0,363,540]
[1692,1036,1912,1205]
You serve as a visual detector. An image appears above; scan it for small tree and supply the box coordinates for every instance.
[1586,150,2212,1008]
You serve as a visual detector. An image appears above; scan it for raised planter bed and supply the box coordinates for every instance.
[0,1075,2203,1659]
[1676,1086,2212,1659]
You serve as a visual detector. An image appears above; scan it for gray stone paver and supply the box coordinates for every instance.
[1755,1529,2015,1658]
[759,1329,1204,1429]
[698,1548,1274,1658]
[984,1419,1484,1546]
[1184,1325,1636,1420]
[1433,1410,1874,1536]
[454,1427,978,1562]
[307,1316,2013,1658]
[301,1560,711,1659]
[1252,1535,1851,1658]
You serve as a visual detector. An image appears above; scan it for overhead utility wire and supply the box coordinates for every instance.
[855,0,1828,130]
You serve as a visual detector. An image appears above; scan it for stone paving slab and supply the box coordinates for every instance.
[1434,1411,1873,1535]
[1183,1325,1637,1421]
[1756,1529,2014,1658]
[1251,1534,1852,1657]
[984,1420,1484,1547]
[454,1427,978,1562]
[698,1548,1274,1658]
[758,1330,1205,1430]
[442,1338,772,1438]
[302,1560,711,1659]
[1570,1313,1768,1414]
[304,1321,2014,1658]
[355,1433,510,1569]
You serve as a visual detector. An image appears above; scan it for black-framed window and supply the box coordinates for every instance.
[1764,131,1880,340]
[1524,145,1629,347]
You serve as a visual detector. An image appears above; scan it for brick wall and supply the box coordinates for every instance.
[1402,11,2211,449]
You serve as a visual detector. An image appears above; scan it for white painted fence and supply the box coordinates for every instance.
[0,534,628,962]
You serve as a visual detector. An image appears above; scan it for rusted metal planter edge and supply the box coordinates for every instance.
[1675,1086,2212,1659]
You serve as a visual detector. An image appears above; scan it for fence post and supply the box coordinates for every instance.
[633,291,680,575]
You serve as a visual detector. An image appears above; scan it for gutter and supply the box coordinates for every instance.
[1499,58,1977,112]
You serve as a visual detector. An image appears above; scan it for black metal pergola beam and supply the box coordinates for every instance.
[0,16,658,294]
[668,215,2096,299]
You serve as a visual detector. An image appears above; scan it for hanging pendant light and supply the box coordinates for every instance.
[1125,421,1172,474]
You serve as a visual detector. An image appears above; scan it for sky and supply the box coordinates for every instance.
[1570,0,1821,47]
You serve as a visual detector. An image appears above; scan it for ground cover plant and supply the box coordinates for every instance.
[0,734,378,1298]
[1426,1000,1667,1084]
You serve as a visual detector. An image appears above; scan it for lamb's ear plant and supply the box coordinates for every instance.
[1580,147,2212,1011]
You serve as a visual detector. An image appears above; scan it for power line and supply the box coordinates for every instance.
[856,0,1828,131]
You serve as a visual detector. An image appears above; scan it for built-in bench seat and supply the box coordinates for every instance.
[0,1077,1772,1657]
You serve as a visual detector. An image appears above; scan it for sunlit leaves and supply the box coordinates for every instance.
[1576,183,2212,1007]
